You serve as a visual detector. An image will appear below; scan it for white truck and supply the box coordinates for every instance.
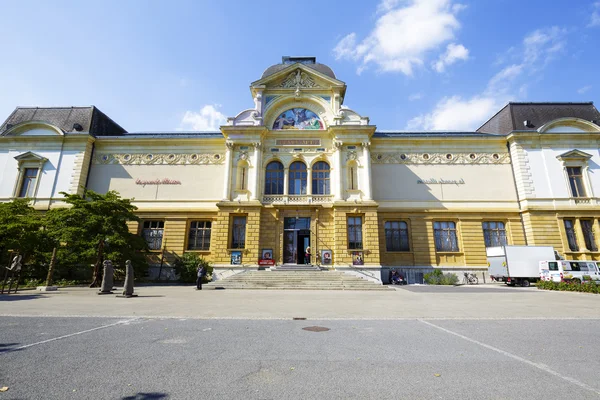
[487,245,556,287]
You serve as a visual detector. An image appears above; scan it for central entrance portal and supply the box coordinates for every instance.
[283,217,311,264]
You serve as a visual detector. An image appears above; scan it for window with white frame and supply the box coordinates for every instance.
[482,221,507,247]
[18,168,39,198]
[264,161,284,195]
[567,167,586,198]
[434,221,459,252]
[142,221,164,250]
[188,221,211,250]
[312,161,330,195]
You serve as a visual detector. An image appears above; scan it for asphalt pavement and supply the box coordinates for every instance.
[2,285,600,399]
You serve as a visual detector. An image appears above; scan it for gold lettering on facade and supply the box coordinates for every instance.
[275,139,321,146]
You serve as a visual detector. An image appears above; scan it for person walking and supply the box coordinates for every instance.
[304,246,311,265]
[196,265,205,290]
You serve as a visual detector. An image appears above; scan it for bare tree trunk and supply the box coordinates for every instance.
[89,239,104,288]
[46,247,57,287]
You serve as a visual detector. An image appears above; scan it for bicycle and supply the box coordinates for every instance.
[463,272,479,285]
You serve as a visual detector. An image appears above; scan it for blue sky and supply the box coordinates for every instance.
[1,0,599,132]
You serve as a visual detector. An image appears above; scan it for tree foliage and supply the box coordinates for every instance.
[173,253,213,283]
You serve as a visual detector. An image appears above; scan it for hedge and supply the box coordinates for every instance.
[537,279,600,294]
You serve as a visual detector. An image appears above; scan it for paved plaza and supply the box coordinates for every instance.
[2,285,600,399]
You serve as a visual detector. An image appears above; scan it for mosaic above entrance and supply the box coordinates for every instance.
[272,108,323,130]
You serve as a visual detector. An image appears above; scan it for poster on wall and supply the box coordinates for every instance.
[231,251,242,265]
[259,249,275,266]
[321,250,332,265]
[352,251,364,266]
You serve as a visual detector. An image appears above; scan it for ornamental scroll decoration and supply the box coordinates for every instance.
[371,152,511,165]
[95,153,225,165]
[278,70,320,88]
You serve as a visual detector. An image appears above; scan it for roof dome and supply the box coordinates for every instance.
[261,56,336,80]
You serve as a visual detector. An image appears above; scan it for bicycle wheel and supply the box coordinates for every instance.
[471,276,478,284]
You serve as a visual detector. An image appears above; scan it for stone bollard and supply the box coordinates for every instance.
[98,260,114,294]
[122,260,137,298]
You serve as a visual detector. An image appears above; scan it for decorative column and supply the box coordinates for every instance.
[306,166,312,197]
[283,168,289,199]
[362,142,372,200]
[333,140,343,201]
[250,142,261,201]
[222,141,233,201]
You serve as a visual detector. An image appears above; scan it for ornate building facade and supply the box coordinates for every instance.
[1,56,600,283]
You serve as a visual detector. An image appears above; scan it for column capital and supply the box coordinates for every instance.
[333,140,343,151]
[362,141,371,149]
[225,141,234,150]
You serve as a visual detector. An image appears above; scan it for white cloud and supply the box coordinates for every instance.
[408,92,424,101]
[334,0,467,75]
[432,43,469,72]
[406,96,500,131]
[405,26,567,130]
[578,85,592,94]
[179,105,226,131]
[589,2,600,27]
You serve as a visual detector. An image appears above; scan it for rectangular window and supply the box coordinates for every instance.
[564,219,578,251]
[581,220,597,251]
[385,221,410,251]
[18,168,39,198]
[434,221,459,252]
[347,216,363,249]
[188,221,211,251]
[482,221,507,247]
[142,221,164,250]
[567,167,586,197]
[231,216,246,249]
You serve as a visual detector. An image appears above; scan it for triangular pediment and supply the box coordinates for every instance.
[556,149,593,161]
[252,63,345,90]
[14,151,47,162]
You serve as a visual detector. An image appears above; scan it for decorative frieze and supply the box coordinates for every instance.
[371,152,511,165]
[279,70,320,88]
[94,153,225,165]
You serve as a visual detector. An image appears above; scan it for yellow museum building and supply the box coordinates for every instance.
[2,56,600,283]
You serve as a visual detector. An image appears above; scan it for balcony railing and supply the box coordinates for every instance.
[262,195,334,204]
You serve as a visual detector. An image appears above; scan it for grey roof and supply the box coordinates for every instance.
[477,102,600,134]
[261,58,337,80]
[107,131,224,138]
[374,131,504,138]
[0,106,127,136]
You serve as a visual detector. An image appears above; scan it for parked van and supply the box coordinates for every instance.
[539,260,600,283]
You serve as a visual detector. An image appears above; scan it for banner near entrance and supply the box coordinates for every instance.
[259,249,275,266]
[231,251,242,265]
[321,250,332,265]
[352,251,364,266]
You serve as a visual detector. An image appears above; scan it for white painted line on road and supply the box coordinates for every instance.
[12,318,140,351]
[419,319,600,396]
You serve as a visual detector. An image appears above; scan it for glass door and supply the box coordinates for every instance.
[283,230,297,264]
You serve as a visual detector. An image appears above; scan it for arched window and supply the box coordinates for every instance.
[312,161,330,195]
[289,161,307,195]
[264,161,284,194]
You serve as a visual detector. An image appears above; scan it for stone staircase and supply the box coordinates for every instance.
[206,270,390,290]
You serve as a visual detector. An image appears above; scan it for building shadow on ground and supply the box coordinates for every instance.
[0,343,21,353]
[0,294,45,301]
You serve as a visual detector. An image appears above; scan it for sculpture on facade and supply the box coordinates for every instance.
[6,255,22,272]
[98,260,114,294]
[122,260,136,297]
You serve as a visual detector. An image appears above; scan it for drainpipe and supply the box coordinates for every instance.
[507,141,528,245]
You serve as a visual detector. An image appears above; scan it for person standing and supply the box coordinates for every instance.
[304,246,311,265]
[196,265,205,290]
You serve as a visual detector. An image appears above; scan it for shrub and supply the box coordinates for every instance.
[424,269,458,285]
[173,253,213,283]
[537,279,600,294]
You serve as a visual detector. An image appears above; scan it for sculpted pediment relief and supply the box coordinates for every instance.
[277,70,321,89]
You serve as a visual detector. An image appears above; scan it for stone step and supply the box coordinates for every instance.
[207,270,388,291]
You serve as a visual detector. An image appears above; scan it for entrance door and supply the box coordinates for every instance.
[283,217,310,264]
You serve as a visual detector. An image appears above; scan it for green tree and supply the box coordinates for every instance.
[0,199,52,267]
[45,190,147,287]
